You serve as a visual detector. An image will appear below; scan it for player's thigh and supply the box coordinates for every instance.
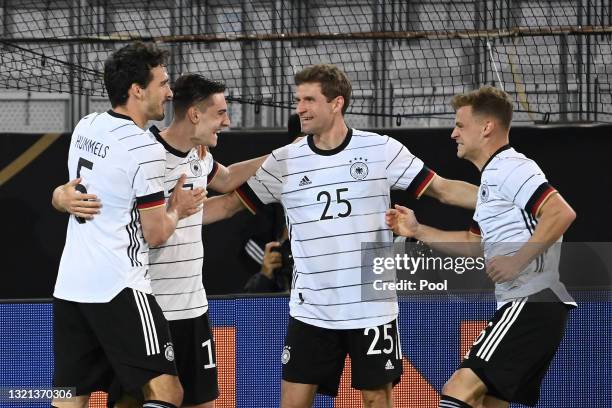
[170,312,219,406]
[281,380,317,408]
[361,383,392,408]
[347,318,403,392]
[442,368,488,403]
[481,395,510,408]
[142,373,183,403]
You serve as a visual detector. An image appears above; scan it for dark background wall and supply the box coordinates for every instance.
[1,125,610,298]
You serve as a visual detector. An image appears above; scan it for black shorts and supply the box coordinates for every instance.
[282,317,403,397]
[53,288,177,396]
[106,312,219,406]
[169,312,219,405]
[460,289,573,406]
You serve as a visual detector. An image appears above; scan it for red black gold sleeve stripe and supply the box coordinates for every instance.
[406,166,436,199]
[136,191,165,210]
[207,161,220,184]
[235,183,263,215]
[525,182,558,218]
[468,220,481,236]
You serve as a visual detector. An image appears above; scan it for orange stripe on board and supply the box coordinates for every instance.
[0,133,61,187]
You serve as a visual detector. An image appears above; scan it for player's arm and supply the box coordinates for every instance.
[52,178,101,220]
[202,192,247,225]
[207,155,268,193]
[422,174,478,210]
[140,174,206,246]
[386,204,482,257]
[487,193,576,283]
[383,139,476,209]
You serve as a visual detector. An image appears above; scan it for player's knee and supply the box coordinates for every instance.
[442,369,486,405]
[143,374,183,406]
[361,386,391,408]
[168,382,184,407]
[280,380,317,408]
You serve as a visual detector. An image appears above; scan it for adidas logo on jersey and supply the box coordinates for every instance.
[385,359,394,370]
[299,175,312,186]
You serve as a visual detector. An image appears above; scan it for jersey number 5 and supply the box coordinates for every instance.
[317,188,352,220]
[75,157,94,224]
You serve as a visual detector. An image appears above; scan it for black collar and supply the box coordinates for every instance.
[107,109,135,123]
[149,125,190,158]
[482,144,512,172]
[307,128,353,156]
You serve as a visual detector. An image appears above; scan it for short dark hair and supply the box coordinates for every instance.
[172,74,226,118]
[103,42,169,107]
[294,64,352,114]
[451,86,514,130]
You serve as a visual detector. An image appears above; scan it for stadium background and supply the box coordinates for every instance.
[1,1,611,407]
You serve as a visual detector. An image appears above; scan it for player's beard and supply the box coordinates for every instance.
[146,98,166,122]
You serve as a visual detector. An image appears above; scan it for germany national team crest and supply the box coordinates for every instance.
[349,157,368,180]
[164,342,175,361]
[479,183,490,203]
[281,346,291,364]
[190,159,203,177]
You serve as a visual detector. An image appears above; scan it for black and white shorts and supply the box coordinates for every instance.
[106,312,219,406]
[53,288,177,396]
[460,289,573,406]
[282,317,403,397]
[169,312,219,405]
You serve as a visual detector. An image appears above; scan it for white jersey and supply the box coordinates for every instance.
[471,145,575,305]
[237,129,435,329]
[54,111,166,303]
[147,127,218,320]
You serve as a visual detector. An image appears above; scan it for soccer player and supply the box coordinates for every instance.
[217,64,478,408]
[386,86,577,408]
[53,73,265,408]
[51,43,205,408]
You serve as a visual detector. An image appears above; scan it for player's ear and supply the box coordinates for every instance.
[129,83,143,101]
[482,119,494,137]
[334,96,344,114]
[187,106,199,124]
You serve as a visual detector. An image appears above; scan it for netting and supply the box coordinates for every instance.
[1,0,611,124]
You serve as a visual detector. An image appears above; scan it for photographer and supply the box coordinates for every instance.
[243,227,292,293]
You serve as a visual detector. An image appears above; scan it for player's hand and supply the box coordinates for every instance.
[385,205,419,238]
[486,255,523,283]
[55,178,101,220]
[261,241,282,279]
[169,174,207,219]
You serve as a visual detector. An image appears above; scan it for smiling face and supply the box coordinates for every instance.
[142,66,173,121]
[451,105,487,162]
[191,92,230,148]
[295,82,343,135]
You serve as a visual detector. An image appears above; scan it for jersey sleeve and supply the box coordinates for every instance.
[131,142,166,210]
[385,136,436,197]
[498,160,558,217]
[235,153,283,213]
[468,219,481,236]
[201,152,219,184]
